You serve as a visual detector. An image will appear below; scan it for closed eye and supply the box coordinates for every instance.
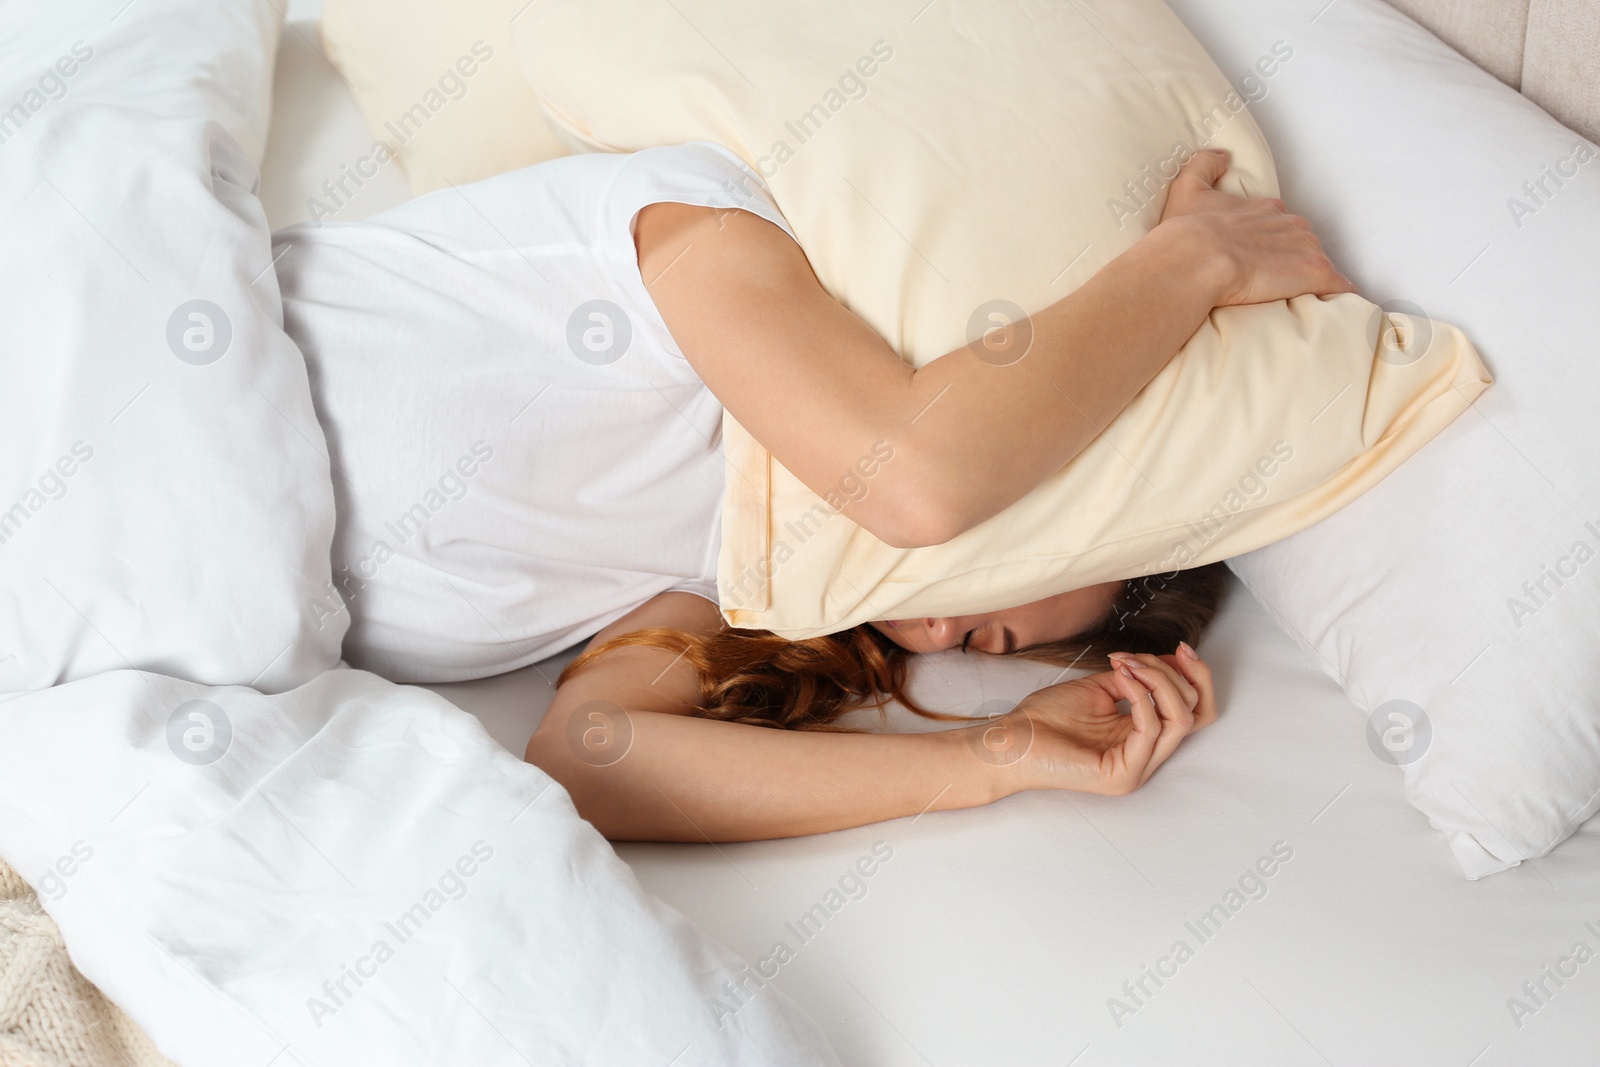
[960,625,1016,655]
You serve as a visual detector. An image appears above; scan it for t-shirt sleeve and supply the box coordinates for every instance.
[604,140,799,250]
[662,578,720,606]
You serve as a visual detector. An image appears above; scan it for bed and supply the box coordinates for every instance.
[2,0,1595,1062]
[259,2,1600,1065]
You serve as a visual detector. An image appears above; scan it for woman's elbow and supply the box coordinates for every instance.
[858,485,970,549]
[523,730,568,786]
[524,732,620,834]
[523,729,590,797]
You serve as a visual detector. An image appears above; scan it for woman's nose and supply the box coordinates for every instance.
[923,617,962,649]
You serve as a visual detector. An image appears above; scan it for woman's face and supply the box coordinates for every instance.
[867,581,1124,654]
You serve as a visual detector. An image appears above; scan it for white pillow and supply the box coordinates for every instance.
[1168,0,1600,877]
[0,0,280,163]
[0,105,344,693]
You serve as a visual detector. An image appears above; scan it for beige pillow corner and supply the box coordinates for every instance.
[319,0,569,193]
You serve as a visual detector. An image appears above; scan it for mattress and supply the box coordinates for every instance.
[265,3,1600,1064]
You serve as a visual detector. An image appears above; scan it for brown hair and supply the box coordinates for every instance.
[558,563,1228,731]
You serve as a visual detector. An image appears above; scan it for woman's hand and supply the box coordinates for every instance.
[971,644,1217,797]
[1157,148,1355,308]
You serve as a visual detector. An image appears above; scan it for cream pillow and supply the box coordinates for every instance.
[319,0,569,195]
[512,0,1491,637]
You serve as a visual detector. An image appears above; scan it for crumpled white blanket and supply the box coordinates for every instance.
[0,667,838,1066]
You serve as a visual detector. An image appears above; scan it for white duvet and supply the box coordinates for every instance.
[0,1,838,1063]
[0,668,835,1066]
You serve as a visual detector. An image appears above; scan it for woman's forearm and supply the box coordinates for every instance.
[640,202,1229,550]
[527,710,1003,842]
[895,219,1229,541]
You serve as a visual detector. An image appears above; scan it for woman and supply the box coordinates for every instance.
[524,144,1347,841]
[279,142,1349,839]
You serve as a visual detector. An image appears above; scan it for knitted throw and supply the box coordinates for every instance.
[0,859,173,1067]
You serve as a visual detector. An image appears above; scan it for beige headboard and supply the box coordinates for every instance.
[1385,0,1600,143]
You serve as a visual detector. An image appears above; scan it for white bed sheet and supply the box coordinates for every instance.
[430,585,1600,1067]
[265,8,1600,1066]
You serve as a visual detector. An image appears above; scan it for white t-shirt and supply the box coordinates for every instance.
[275,143,796,683]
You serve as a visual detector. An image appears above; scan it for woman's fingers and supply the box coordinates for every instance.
[1177,148,1230,190]
[1103,661,1182,788]
[1110,664,1161,790]
[1118,660,1197,785]
[1163,643,1218,728]
[1178,643,1218,728]
[1111,651,1198,712]
[1161,150,1232,221]
[1268,208,1353,296]
[1054,648,1220,796]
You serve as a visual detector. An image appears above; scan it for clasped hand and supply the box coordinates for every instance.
[1158,148,1355,307]
[968,644,1216,797]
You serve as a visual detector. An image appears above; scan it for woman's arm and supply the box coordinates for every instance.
[524,593,1215,842]
[637,149,1352,549]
